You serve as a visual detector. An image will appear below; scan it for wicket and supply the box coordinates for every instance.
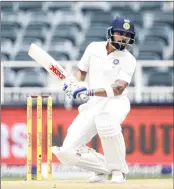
[26,95,52,181]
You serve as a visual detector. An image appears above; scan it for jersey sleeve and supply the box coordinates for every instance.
[77,42,93,72]
[116,57,136,84]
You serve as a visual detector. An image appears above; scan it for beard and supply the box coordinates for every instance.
[111,40,127,51]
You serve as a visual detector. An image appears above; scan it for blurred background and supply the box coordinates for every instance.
[1,1,173,179]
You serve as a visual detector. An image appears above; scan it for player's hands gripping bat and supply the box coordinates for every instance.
[63,81,91,100]
[28,43,87,100]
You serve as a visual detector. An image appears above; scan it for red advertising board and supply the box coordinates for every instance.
[1,106,173,165]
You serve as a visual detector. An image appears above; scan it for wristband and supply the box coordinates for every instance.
[88,89,95,96]
[104,86,114,97]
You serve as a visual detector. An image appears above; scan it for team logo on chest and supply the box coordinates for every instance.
[112,59,119,65]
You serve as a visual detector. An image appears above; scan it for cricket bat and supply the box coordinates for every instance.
[28,43,86,100]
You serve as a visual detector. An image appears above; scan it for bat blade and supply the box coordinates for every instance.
[28,43,87,100]
[28,43,67,81]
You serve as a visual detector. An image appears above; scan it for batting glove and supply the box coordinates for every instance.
[63,76,78,98]
[72,86,95,99]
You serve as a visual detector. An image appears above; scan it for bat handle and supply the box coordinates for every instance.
[79,93,88,100]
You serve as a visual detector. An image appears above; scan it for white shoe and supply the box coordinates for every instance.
[111,171,126,184]
[88,173,108,183]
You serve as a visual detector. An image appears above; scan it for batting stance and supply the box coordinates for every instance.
[52,16,136,183]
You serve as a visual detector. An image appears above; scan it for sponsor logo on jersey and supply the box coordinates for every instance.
[113,59,119,65]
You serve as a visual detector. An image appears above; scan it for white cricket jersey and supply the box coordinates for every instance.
[78,41,136,99]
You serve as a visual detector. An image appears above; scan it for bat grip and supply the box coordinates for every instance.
[79,93,87,100]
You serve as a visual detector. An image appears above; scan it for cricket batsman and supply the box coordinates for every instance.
[52,16,136,183]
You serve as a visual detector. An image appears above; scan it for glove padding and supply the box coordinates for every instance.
[63,76,77,98]
[63,76,88,99]
[72,86,95,99]
[72,84,88,99]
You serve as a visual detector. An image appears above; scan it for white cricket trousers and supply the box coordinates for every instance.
[63,96,130,149]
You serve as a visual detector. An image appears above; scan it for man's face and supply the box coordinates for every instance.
[112,31,131,44]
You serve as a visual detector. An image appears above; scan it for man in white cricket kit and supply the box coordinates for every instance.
[52,16,136,183]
